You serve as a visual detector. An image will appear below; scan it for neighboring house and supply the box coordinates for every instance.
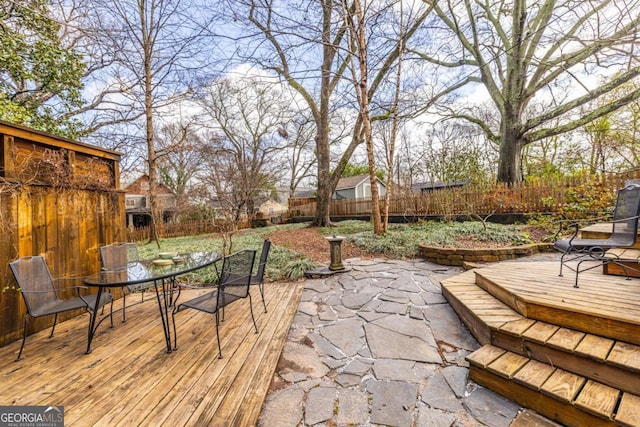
[256,198,285,218]
[412,179,469,194]
[333,174,386,200]
[124,175,177,228]
[274,186,315,207]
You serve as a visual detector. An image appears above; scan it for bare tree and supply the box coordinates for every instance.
[343,0,383,233]
[381,1,405,233]
[85,0,213,243]
[195,76,289,222]
[283,110,317,197]
[154,121,203,210]
[578,79,640,173]
[419,121,495,184]
[230,0,432,226]
[415,0,640,183]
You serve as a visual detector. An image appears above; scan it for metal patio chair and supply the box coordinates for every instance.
[171,249,258,359]
[554,183,640,287]
[251,239,271,313]
[9,256,114,361]
[100,242,153,322]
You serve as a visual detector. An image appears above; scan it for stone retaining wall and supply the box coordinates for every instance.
[419,243,555,266]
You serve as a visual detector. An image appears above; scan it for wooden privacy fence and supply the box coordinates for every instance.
[288,170,640,219]
[1,120,124,347]
[127,218,253,242]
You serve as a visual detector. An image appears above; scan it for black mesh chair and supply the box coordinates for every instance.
[9,256,114,361]
[555,183,640,287]
[100,242,153,321]
[251,239,271,313]
[171,249,258,359]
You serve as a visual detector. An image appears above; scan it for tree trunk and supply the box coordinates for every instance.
[383,2,404,233]
[312,0,336,227]
[351,0,382,234]
[314,133,333,226]
[496,137,525,183]
[142,4,159,247]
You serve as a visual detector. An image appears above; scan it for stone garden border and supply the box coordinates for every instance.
[419,243,555,267]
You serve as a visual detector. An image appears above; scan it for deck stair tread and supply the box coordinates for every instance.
[606,248,640,260]
[441,269,640,398]
[467,345,640,426]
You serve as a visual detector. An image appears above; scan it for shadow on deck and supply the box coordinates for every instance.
[0,282,304,426]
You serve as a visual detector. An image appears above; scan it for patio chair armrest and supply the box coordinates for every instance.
[551,221,580,243]
[609,214,640,224]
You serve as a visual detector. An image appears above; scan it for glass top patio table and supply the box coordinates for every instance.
[84,251,221,354]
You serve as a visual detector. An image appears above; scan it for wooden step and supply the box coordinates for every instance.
[442,271,640,395]
[603,248,640,278]
[467,345,640,427]
[441,270,524,345]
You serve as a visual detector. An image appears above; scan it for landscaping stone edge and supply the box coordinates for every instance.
[418,243,555,266]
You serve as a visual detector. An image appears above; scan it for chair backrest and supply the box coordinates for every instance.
[611,184,640,245]
[254,239,271,283]
[100,243,139,271]
[9,256,60,317]
[219,249,256,299]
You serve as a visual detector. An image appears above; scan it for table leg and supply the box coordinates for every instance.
[86,287,104,354]
[154,279,173,353]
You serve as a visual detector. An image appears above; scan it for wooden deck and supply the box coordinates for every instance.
[474,261,640,344]
[0,282,304,426]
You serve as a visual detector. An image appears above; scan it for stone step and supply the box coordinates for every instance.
[467,345,640,427]
[441,271,640,395]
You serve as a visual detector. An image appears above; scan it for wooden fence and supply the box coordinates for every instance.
[126,218,253,242]
[1,121,124,347]
[288,170,640,219]
[123,171,640,246]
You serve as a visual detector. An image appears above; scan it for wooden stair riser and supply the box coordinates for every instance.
[491,330,640,395]
[467,346,640,427]
[469,366,617,427]
[604,262,640,278]
[444,264,640,427]
[441,284,492,346]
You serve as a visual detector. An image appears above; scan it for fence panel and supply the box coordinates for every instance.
[288,170,640,220]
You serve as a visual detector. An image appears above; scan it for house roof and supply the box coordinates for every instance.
[412,179,469,191]
[336,174,384,191]
[294,188,315,198]
[124,175,174,195]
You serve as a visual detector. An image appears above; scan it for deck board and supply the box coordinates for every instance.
[0,281,304,426]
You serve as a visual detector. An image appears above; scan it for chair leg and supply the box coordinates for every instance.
[171,307,178,351]
[49,313,58,338]
[574,259,587,288]
[122,289,127,322]
[15,315,29,361]
[558,254,565,277]
[109,300,114,327]
[259,283,267,313]
[248,294,258,334]
[215,311,222,359]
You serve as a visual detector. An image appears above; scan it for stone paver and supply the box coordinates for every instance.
[304,386,335,425]
[260,255,560,426]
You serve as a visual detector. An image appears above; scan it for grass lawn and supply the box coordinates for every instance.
[134,220,555,282]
